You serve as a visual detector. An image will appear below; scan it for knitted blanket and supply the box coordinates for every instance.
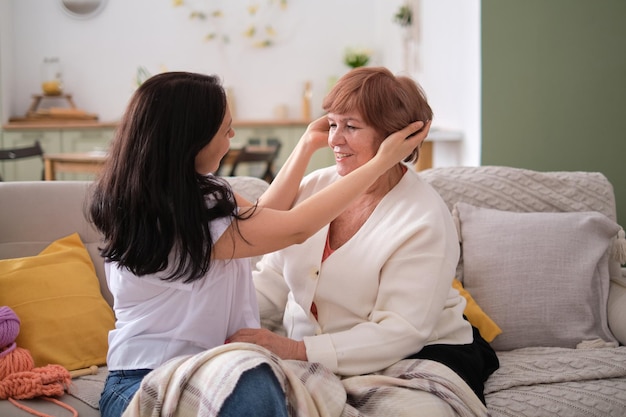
[485,346,626,417]
[123,343,487,417]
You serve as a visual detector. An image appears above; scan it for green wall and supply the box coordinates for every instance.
[481,0,626,225]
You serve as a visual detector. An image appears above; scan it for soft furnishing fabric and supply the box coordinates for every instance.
[452,278,502,342]
[485,346,626,417]
[419,165,622,286]
[0,233,115,370]
[454,202,618,350]
[123,343,488,417]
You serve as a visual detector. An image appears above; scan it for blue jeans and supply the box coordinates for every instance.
[219,363,288,417]
[99,369,152,417]
[99,364,287,417]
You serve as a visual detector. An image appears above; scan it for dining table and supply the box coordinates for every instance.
[43,151,108,180]
[42,146,251,180]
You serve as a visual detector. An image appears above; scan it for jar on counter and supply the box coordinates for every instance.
[41,57,63,96]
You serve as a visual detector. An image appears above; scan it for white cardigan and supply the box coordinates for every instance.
[254,167,473,376]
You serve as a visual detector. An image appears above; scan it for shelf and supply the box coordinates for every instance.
[3,120,118,130]
[2,119,311,131]
[232,119,311,128]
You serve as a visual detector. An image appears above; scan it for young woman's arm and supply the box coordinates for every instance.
[233,116,330,209]
[214,121,425,259]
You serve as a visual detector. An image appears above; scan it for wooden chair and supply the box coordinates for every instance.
[0,141,45,181]
[228,142,281,183]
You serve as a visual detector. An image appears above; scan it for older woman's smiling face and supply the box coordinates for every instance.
[327,111,381,177]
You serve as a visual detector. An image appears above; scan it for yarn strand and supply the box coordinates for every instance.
[8,397,78,417]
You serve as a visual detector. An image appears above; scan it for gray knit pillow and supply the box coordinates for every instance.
[454,202,619,351]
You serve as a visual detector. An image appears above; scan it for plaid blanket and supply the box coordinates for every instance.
[123,343,488,417]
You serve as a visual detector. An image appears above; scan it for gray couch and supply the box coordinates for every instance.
[1,166,626,417]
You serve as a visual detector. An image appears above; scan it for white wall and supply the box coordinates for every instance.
[0,0,13,123]
[0,0,480,166]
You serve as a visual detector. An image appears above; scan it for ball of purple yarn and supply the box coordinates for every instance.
[0,306,21,348]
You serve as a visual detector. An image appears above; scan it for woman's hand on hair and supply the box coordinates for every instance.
[302,115,331,153]
[409,120,432,161]
[374,121,427,169]
[411,120,431,147]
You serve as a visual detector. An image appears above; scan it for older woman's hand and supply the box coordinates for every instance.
[227,328,307,361]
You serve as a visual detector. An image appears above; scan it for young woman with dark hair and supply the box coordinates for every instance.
[89,71,425,417]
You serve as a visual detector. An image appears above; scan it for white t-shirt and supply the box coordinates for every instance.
[106,215,260,371]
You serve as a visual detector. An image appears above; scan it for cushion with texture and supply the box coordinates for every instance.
[452,278,502,343]
[420,166,622,286]
[0,233,115,370]
[454,202,619,351]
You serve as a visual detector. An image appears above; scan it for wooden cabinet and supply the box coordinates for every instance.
[1,130,61,181]
[61,128,114,153]
[0,122,116,181]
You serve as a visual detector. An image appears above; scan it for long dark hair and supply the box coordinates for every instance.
[89,71,237,283]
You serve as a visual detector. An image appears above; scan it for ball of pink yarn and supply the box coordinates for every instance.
[0,306,21,356]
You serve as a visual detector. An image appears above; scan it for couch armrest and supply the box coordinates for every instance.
[608,268,626,345]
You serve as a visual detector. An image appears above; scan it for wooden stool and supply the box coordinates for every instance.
[24,94,97,120]
[27,94,77,116]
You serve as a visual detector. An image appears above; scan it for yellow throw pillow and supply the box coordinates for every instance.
[0,233,114,371]
[452,278,502,342]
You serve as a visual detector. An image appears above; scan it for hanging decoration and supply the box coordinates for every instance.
[172,0,291,48]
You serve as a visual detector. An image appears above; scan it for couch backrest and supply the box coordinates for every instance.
[419,165,617,221]
[4,168,618,309]
[419,165,621,282]
[0,181,111,304]
[0,177,270,308]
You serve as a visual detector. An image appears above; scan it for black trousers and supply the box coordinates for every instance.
[405,321,500,405]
